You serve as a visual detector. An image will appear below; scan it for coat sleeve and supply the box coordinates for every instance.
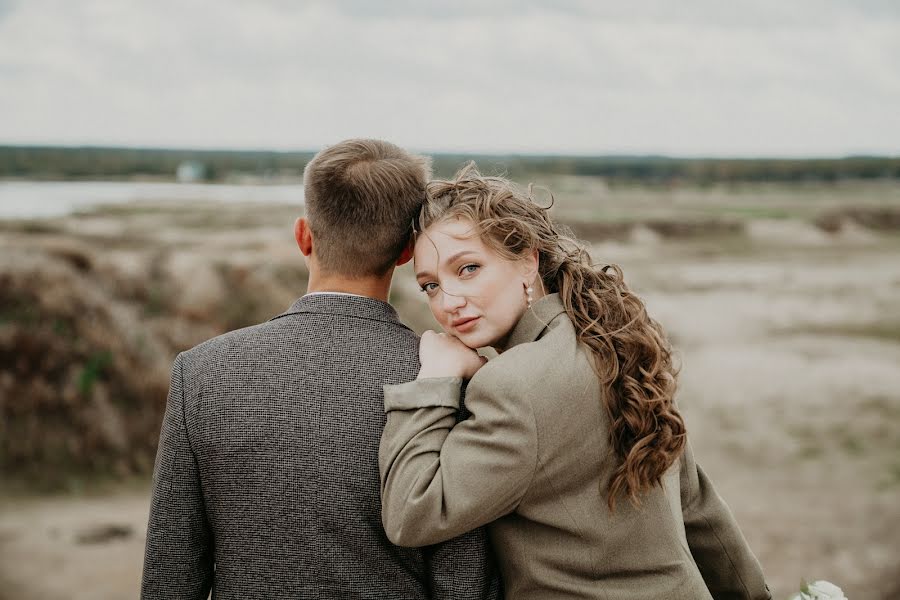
[421,389,504,600]
[680,441,772,600]
[141,352,214,600]
[379,374,538,547]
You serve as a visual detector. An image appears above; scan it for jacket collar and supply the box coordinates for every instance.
[501,293,568,351]
[271,293,408,329]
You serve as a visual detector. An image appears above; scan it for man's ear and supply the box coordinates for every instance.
[396,237,414,266]
[294,217,313,256]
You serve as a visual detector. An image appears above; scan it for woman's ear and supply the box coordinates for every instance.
[519,249,540,283]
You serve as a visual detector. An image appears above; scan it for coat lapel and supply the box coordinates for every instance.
[502,293,568,351]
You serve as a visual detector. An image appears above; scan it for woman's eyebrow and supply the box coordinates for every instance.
[445,250,478,265]
[415,250,478,279]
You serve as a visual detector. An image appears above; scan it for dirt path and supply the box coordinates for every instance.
[0,491,150,600]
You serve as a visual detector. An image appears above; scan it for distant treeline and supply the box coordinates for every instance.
[1,145,898,184]
[0,146,316,182]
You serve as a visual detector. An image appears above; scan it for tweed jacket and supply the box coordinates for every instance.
[142,293,501,600]
[379,293,771,600]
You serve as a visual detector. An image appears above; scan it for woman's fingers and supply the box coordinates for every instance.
[418,330,485,380]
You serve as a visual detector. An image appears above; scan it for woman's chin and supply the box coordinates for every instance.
[455,330,501,351]
[455,334,482,349]
[445,328,481,349]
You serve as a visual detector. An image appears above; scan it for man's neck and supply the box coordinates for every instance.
[305,271,394,302]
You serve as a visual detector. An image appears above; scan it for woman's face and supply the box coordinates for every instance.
[414,217,536,350]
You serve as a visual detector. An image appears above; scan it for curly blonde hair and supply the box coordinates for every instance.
[419,163,687,509]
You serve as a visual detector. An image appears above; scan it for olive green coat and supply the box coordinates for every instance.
[379,294,771,600]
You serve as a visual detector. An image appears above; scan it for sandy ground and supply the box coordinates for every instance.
[2,198,899,599]
[0,491,150,600]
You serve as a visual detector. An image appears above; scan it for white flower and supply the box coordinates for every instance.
[807,580,847,599]
[790,580,848,600]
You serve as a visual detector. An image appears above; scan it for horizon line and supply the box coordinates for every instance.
[1,142,898,162]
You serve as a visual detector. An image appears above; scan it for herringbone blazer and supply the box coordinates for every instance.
[380,293,771,600]
[142,293,502,600]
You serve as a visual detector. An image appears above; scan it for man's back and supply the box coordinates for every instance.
[142,294,500,599]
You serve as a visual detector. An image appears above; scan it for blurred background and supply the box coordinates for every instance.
[1,1,898,599]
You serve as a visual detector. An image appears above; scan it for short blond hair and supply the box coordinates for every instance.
[304,139,431,277]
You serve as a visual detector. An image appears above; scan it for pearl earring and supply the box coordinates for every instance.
[526,285,534,308]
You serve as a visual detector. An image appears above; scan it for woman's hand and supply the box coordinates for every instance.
[417,330,487,380]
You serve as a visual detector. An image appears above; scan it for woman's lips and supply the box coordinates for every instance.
[452,316,480,332]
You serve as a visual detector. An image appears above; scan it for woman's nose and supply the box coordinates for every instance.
[441,288,467,312]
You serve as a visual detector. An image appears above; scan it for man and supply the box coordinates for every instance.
[141,139,502,599]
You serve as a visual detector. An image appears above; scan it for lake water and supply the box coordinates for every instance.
[0,181,305,219]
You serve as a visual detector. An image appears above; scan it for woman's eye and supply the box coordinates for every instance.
[460,264,479,276]
[420,282,440,296]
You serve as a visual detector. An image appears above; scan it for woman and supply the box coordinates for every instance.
[378,164,771,600]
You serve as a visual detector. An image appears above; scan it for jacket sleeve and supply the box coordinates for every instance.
[379,374,538,547]
[141,352,214,600]
[421,388,504,600]
[680,441,772,600]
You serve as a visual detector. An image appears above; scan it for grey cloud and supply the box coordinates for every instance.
[841,0,900,18]
[0,0,898,154]
[285,0,890,28]
[0,0,19,20]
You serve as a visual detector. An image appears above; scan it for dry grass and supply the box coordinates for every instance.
[1,181,899,599]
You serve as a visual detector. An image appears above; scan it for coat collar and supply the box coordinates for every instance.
[501,293,568,351]
[270,293,408,329]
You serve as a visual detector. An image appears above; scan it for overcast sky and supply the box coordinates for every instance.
[1,0,898,156]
